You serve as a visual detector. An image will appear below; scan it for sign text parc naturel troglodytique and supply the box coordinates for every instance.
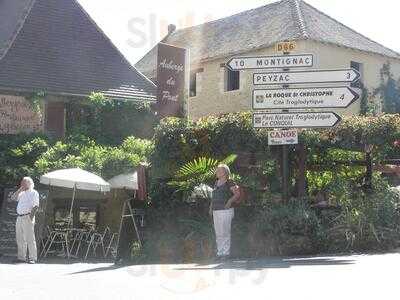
[253,112,342,129]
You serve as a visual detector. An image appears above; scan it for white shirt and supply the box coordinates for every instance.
[16,189,39,215]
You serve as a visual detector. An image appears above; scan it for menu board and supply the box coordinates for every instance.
[0,94,43,134]
[0,189,48,255]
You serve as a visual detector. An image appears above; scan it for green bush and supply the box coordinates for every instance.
[35,136,152,180]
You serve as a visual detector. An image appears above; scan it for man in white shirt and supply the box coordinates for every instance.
[13,177,40,264]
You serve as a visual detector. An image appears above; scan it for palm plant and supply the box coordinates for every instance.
[168,154,238,201]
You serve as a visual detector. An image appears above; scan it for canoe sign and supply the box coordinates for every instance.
[226,54,314,71]
[268,130,298,146]
[253,112,342,129]
[253,86,360,110]
[253,68,361,85]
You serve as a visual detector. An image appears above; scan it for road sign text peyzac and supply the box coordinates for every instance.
[253,68,360,85]
[253,86,360,110]
[227,54,313,71]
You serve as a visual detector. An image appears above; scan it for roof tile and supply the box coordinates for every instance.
[0,0,156,101]
[136,0,400,78]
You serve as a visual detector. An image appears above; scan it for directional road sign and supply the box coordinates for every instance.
[226,54,314,71]
[252,86,360,110]
[253,112,342,129]
[253,68,361,85]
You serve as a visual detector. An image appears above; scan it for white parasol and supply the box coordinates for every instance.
[108,172,138,190]
[40,168,110,226]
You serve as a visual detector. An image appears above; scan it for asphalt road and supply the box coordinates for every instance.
[0,253,399,300]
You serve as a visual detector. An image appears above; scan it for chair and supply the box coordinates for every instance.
[43,227,70,259]
[84,227,110,260]
[105,232,119,259]
[39,226,53,258]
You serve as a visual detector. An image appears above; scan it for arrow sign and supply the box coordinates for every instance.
[226,54,314,71]
[253,112,342,129]
[253,86,360,110]
[253,68,361,85]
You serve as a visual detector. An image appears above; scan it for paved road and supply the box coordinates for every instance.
[0,253,399,300]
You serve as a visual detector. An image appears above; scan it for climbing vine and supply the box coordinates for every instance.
[374,63,400,114]
[26,90,46,117]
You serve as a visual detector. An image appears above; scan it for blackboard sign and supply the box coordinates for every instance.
[0,189,48,255]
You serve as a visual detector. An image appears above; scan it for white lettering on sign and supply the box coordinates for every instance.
[268,130,298,146]
[159,58,184,74]
[0,95,43,134]
[162,91,179,102]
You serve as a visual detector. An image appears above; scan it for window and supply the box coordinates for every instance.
[53,201,98,229]
[189,68,204,97]
[189,72,197,97]
[225,69,240,92]
[351,61,363,88]
[78,206,98,230]
[54,207,69,226]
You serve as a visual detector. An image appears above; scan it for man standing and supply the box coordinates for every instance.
[13,177,40,264]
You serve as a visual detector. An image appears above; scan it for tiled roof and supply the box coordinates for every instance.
[136,0,400,78]
[0,0,156,101]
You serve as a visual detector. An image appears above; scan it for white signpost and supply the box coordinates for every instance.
[253,112,342,129]
[268,130,299,146]
[226,54,314,71]
[253,68,361,85]
[252,86,360,110]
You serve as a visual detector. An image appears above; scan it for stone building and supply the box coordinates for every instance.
[0,0,156,138]
[136,0,400,120]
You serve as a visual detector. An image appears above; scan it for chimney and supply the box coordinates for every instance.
[168,24,176,34]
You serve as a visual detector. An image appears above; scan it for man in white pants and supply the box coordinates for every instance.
[13,177,40,264]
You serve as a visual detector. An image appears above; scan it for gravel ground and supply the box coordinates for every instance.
[0,253,399,300]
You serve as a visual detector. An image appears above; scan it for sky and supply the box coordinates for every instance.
[77,0,399,65]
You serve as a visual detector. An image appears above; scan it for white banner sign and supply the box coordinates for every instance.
[253,86,360,110]
[226,54,314,71]
[268,130,298,145]
[253,112,341,129]
[253,68,360,85]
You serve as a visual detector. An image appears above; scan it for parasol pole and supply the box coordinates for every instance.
[68,183,77,228]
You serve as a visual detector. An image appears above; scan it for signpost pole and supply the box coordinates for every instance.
[282,140,290,202]
[282,48,291,203]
